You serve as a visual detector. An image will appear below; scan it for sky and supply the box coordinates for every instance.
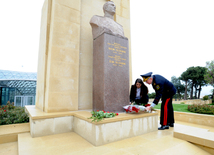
[0,0,213,97]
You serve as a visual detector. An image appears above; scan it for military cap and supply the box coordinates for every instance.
[140,72,153,82]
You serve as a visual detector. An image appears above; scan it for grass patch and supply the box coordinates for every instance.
[154,103,193,113]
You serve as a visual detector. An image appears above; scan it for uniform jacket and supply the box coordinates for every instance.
[130,84,148,103]
[152,75,176,104]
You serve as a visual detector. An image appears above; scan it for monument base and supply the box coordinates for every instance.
[26,106,158,146]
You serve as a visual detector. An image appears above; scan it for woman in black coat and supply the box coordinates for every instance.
[129,78,149,105]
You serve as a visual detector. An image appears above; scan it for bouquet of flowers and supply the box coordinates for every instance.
[88,110,118,122]
[123,104,151,113]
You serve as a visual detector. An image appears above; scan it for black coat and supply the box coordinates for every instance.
[129,84,149,104]
[152,74,176,104]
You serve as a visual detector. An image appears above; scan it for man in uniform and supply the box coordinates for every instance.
[141,72,176,130]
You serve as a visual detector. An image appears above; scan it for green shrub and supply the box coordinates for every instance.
[180,102,185,104]
[0,102,29,125]
[203,95,209,100]
[188,104,214,114]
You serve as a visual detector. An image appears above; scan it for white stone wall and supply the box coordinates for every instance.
[73,115,158,146]
[30,116,73,137]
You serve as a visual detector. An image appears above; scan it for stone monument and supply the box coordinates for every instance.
[90,1,129,112]
[24,0,158,146]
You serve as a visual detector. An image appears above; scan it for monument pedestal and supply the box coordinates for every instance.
[26,106,158,146]
[93,33,129,112]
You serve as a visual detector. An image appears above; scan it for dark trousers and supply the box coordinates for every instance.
[160,96,174,126]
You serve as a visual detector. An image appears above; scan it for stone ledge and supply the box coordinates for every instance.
[156,109,214,128]
[0,123,30,144]
[26,105,158,124]
[75,110,158,125]
[173,125,214,149]
[26,105,158,145]
[25,105,76,120]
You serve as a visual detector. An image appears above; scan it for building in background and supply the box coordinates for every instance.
[0,70,37,107]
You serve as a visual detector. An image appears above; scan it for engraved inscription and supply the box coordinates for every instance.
[107,42,127,67]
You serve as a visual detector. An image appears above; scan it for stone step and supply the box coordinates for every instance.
[18,132,93,155]
[0,123,29,144]
[173,124,214,149]
[17,125,212,155]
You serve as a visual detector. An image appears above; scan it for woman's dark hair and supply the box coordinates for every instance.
[133,78,148,94]
[134,78,143,86]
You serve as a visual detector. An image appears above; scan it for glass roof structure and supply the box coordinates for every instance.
[0,70,37,95]
[0,70,37,80]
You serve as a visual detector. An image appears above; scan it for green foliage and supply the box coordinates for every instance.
[0,102,29,125]
[180,102,185,104]
[188,104,214,114]
[212,98,214,105]
[204,60,214,87]
[203,95,209,100]
[171,76,185,100]
[148,92,156,98]
[204,60,214,99]
[180,70,191,100]
[88,110,118,122]
[180,66,207,99]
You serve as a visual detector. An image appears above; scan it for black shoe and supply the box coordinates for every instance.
[158,125,169,130]
[168,123,174,127]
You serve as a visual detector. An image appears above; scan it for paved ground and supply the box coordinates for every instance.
[0,121,213,155]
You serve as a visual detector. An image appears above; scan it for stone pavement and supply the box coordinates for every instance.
[0,121,213,155]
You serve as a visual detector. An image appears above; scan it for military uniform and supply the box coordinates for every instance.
[141,72,176,129]
[152,74,176,126]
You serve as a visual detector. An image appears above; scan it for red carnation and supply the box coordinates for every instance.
[116,113,118,115]
[107,111,109,113]
[97,110,99,111]
[4,110,6,112]
[132,106,139,113]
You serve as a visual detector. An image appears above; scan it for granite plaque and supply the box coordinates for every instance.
[93,32,129,112]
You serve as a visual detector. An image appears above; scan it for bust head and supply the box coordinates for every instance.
[90,1,125,39]
[103,1,116,16]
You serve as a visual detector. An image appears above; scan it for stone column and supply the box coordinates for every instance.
[93,33,129,112]
[36,0,81,112]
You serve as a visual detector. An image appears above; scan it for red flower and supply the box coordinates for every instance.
[97,110,99,111]
[132,106,139,113]
[145,104,151,107]
[102,110,106,113]
[4,110,6,112]
[107,111,109,113]
[116,113,118,115]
